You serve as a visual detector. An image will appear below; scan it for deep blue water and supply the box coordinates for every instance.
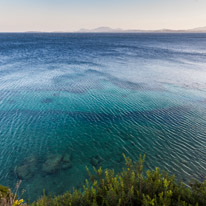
[0,33,206,201]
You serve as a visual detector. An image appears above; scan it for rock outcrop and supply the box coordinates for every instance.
[42,153,72,174]
[16,156,38,180]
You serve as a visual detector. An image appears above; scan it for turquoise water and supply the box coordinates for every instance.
[0,33,206,201]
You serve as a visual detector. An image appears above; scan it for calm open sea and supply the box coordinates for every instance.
[0,33,206,201]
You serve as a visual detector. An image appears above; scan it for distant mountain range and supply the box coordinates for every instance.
[22,26,206,33]
[76,26,206,33]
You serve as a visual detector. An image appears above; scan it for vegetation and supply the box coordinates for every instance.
[1,155,206,206]
[0,181,24,206]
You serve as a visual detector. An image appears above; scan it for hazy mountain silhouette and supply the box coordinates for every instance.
[22,26,206,33]
[76,26,206,33]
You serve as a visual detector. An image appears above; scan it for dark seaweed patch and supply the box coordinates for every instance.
[41,98,53,104]
[53,93,60,97]
[0,106,188,126]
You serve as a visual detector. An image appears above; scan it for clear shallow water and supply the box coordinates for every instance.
[0,33,206,201]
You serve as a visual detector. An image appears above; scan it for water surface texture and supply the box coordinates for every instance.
[0,33,206,201]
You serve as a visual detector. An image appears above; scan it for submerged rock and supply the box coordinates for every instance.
[42,153,72,174]
[42,154,63,174]
[62,153,71,162]
[90,155,102,167]
[16,165,32,180]
[90,158,98,167]
[16,156,38,180]
[61,153,72,170]
[61,162,72,170]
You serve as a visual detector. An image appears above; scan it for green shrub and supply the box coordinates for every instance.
[0,181,25,206]
[1,155,206,206]
[32,155,206,206]
[0,184,11,205]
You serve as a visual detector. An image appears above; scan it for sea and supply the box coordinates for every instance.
[0,33,206,201]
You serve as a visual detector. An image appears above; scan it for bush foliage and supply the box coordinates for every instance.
[1,155,206,206]
[0,183,24,206]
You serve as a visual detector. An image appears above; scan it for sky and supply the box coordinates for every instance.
[0,0,206,32]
